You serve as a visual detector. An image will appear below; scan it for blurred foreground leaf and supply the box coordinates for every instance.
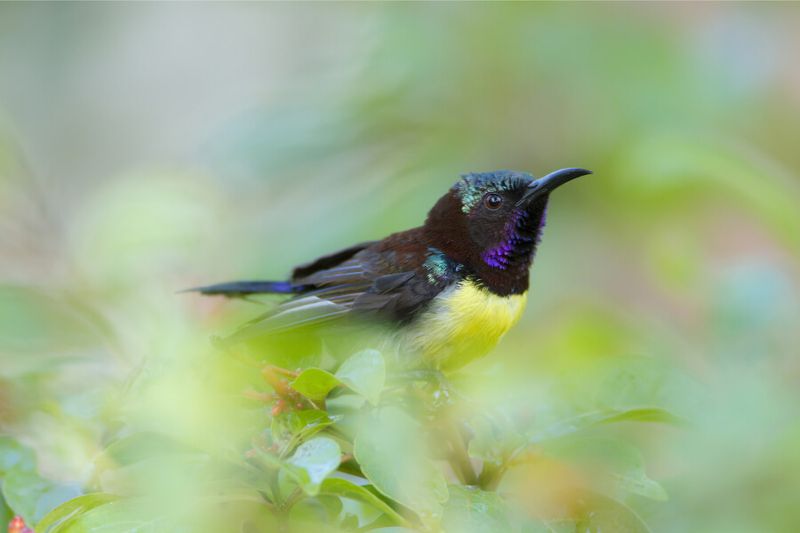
[285,437,341,496]
[93,432,197,472]
[0,437,36,474]
[44,498,163,533]
[290,368,341,402]
[575,492,652,533]
[1,467,81,525]
[534,407,686,443]
[36,493,119,533]
[354,407,447,522]
[442,485,510,533]
[0,496,10,531]
[544,437,667,502]
[336,349,385,406]
[319,478,408,527]
[0,286,102,375]
[468,413,525,467]
[271,409,340,456]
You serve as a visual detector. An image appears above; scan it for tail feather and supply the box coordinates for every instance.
[184,280,304,296]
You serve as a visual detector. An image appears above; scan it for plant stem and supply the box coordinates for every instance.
[477,461,508,491]
[281,487,304,511]
[445,418,478,485]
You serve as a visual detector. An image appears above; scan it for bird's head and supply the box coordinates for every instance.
[424,168,591,290]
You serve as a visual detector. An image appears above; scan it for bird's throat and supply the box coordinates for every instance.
[474,203,547,295]
[480,205,546,270]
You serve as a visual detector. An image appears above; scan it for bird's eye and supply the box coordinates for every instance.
[484,193,503,210]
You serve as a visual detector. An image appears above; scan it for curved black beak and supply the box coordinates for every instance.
[517,167,592,207]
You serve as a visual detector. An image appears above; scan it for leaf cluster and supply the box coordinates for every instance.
[0,344,683,532]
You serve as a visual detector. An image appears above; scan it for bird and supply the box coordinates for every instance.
[190,168,591,371]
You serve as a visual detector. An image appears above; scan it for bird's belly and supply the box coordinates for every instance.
[399,280,527,370]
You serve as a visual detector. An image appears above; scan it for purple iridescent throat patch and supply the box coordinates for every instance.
[481,206,547,270]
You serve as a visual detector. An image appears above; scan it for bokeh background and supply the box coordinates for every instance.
[1,2,799,532]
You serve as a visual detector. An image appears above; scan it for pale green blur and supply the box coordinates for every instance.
[1,3,799,532]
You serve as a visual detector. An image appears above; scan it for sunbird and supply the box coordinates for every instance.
[191,168,591,370]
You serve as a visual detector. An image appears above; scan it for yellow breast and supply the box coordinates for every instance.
[402,279,527,370]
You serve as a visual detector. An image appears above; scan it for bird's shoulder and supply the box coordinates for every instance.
[297,227,464,320]
[349,228,466,321]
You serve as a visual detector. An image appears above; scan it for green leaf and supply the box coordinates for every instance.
[442,485,510,533]
[593,407,688,427]
[0,494,12,531]
[52,498,161,533]
[336,349,385,405]
[575,492,652,533]
[0,286,101,367]
[50,493,277,532]
[319,478,408,527]
[290,368,341,401]
[544,437,667,502]
[467,415,524,467]
[94,432,196,472]
[1,467,81,525]
[288,494,343,525]
[270,409,339,455]
[534,407,685,443]
[0,437,36,475]
[285,437,341,496]
[0,438,38,526]
[36,493,119,533]
[354,407,447,521]
[612,458,669,501]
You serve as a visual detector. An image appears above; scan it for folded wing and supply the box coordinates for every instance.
[201,229,449,343]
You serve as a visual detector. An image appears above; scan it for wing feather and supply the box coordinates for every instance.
[221,230,451,343]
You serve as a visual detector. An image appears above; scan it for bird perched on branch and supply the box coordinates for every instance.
[190,168,591,370]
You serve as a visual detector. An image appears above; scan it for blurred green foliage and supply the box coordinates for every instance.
[1,2,799,532]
